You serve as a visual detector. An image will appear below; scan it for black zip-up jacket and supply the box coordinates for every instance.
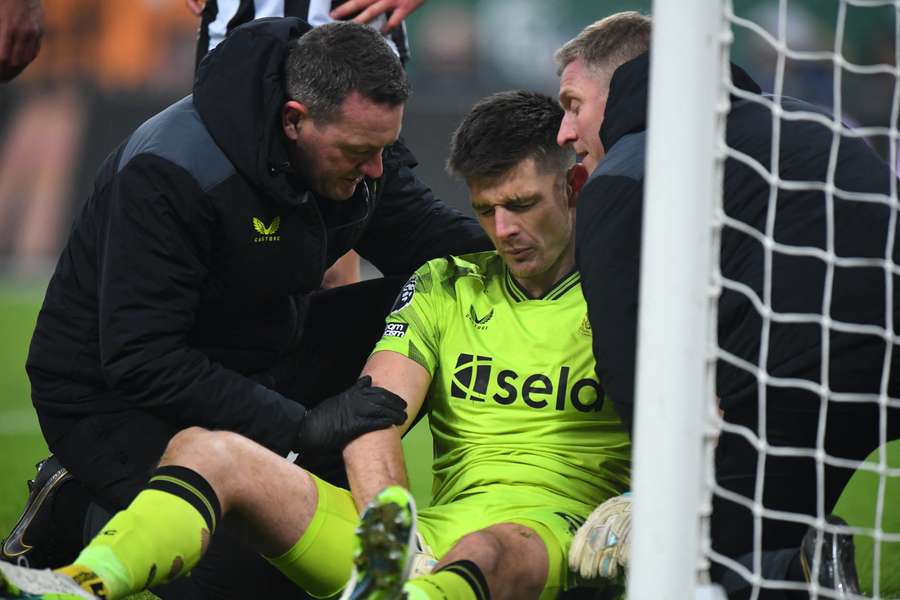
[26,18,490,455]
[577,53,898,433]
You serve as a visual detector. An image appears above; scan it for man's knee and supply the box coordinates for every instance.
[164,426,216,461]
[451,529,505,573]
[445,523,547,596]
[162,428,309,517]
[162,428,249,489]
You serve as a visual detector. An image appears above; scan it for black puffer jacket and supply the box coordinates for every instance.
[26,18,490,455]
[577,53,898,432]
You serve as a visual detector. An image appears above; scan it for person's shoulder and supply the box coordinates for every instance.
[118,96,235,192]
[443,251,501,281]
[590,131,648,185]
[412,251,500,294]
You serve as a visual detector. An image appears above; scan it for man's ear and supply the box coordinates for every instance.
[567,163,589,207]
[282,100,310,141]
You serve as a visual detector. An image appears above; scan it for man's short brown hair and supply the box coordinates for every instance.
[285,22,409,122]
[555,11,651,78]
[447,90,574,184]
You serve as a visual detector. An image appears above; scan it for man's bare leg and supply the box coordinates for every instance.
[160,427,318,557]
[345,486,550,600]
[405,523,548,600]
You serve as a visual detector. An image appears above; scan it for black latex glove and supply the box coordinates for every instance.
[294,375,407,454]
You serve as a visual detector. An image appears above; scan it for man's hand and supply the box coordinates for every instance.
[330,0,426,33]
[294,376,407,455]
[0,0,43,82]
[568,494,632,579]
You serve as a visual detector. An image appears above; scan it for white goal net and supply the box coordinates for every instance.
[630,1,898,599]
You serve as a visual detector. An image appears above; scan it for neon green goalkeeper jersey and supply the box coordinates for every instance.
[373,251,631,509]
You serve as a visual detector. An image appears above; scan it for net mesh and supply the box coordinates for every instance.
[701,1,899,598]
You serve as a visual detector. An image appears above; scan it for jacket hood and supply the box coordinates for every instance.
[193,17,313,208]
[600,52,763,151]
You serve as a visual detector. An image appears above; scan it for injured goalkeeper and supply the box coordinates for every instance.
[0,91,631,600]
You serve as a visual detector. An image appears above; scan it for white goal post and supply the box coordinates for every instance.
[628,0,726,598]
[629,0,899,599]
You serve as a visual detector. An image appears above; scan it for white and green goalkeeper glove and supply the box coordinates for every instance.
[410,531,438,577]
[568,493,632,579]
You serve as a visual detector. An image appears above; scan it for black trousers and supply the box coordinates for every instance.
[710,384,900,599]
[37,276,405,599]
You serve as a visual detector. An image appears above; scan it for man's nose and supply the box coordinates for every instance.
[359,151,384,179]
[557,113,577,146]
[494,207,520,240]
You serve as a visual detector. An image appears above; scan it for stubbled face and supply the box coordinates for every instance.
[285,91,404,200]
[557,58,608,174]
[469,158,578,296]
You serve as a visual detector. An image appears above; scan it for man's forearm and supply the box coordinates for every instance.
[344,349,429,511]
[343,426,408,513]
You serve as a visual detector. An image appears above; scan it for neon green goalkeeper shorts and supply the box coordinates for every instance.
[292,475,595,599]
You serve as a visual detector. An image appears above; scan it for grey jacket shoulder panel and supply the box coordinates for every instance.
[118,96,235,192]
[589,131,647,184]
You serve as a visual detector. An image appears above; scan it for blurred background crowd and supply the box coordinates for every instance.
[0,0,895,275]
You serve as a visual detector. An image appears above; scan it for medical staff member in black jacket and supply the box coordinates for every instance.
[2,18,490,599]
[557,11,899,600]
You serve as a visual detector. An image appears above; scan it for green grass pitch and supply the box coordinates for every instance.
[0,283,897,597]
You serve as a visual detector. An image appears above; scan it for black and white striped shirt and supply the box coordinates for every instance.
[196,0,411,68]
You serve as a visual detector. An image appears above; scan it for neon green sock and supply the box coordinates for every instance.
[265,473,358,598]
[404,560,490,600]
[65,466,219,599]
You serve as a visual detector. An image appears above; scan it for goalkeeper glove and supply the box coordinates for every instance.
[293,376,407,455]
[568,493,632,579]
[411,532,438,577]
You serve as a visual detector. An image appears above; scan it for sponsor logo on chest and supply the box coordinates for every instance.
[449,353,603,412]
